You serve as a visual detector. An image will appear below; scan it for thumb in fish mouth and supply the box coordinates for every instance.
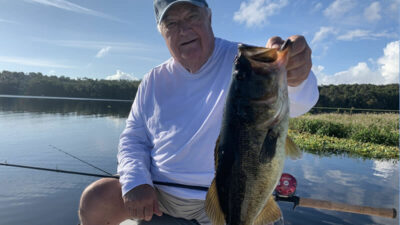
[266,36,285,49]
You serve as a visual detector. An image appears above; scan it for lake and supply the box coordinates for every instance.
[0,96,398,225]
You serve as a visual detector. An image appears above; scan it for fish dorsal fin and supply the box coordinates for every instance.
[253,196,282,225]
[205,179,225,225]
[285,136,302,160]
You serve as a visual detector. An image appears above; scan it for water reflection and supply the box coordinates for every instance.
[282,153,399,225]
[0,95,132,117]
[0,96,398,225]
[373,160,398,179]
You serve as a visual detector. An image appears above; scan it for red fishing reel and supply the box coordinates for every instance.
[275,173,297,197]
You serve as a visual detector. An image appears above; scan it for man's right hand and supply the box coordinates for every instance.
[123,184,163,221]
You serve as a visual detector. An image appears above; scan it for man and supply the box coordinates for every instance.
[78,1,319,225]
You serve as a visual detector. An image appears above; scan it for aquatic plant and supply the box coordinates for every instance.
[289,113,399,159]
[289,130,399,160]
[289,113,399,146]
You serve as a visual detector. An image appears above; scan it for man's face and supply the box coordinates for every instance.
[160,3,215,73]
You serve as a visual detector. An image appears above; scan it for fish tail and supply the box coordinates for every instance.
[205,179,225,225]
[253,196,282,225]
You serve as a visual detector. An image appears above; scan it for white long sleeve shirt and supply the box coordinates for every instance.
[117,38,319,200]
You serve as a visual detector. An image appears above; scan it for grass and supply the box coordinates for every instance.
[289,113,399,159]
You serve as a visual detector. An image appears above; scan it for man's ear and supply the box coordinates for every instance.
[209,9,212,24]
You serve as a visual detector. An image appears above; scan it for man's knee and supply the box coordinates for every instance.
[79,178,126,225]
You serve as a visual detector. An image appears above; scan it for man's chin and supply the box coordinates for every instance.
[178,56,205,73]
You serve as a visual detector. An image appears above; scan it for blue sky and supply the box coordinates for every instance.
[0,0,398,85]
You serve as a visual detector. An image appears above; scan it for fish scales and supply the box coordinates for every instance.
[206,42,300,225]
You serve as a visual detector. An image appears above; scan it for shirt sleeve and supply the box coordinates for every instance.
[288,70,319,118]
[117,79,154,196]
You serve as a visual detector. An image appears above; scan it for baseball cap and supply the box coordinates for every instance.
[154,0,208,24]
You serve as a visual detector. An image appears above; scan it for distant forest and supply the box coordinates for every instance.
[0,70,399,110]
[316,84,399,110]
[0,70,140,100]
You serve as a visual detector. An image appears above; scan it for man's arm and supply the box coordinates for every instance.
[266,35,319,117]
[117,80,162,221]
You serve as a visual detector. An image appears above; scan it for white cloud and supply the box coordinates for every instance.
[0,18,19,24]
[312,2,323,12]
[312,26,336,44]
[233,0,289,27]
[96,46,111,58]
[313,41,399,85]
[0,56,73,68]
[378,41,399,84]
[25,0,124,23]
[337,29,398,41]
[105,70,139,81]
[323,0,356,20]
[390,1,399,13]
[364,2,381,22]
[315,62,384,85]
[33,39,153,52]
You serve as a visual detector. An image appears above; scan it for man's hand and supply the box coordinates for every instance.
[266,35,312,87]
[123,184,163,221]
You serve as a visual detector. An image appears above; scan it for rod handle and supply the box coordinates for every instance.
[298,197,397,219]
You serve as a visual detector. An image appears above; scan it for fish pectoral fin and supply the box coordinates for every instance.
[254,196,282,225]
[205,179,225,225]
[285,136,302,160]
[259,129,278,163]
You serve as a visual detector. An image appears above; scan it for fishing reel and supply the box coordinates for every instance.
[274,173,300,209]
[275,173,297,198]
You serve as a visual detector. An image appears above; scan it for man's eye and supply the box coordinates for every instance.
[166,22,177,28]
[188,14,200,21]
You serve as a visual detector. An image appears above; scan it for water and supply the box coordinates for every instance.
[0,96,398,225]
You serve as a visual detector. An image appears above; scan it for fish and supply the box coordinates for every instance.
[205,41,301,225]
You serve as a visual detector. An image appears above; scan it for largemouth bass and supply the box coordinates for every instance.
[205,41,301,225]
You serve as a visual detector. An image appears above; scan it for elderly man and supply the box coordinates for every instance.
[78,0,318,225]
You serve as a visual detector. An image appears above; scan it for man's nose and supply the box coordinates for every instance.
[178,21,192,34]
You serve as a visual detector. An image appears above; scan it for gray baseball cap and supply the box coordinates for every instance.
[154,0,208,24]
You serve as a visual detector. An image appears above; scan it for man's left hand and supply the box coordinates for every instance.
[266,35,312,87]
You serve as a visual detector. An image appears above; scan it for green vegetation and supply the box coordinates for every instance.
[316,84,399,110]
[0,71,398,111]
[289,113,399,159]
[0,70,140,100]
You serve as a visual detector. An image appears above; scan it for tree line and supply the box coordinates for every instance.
[0,70,140,100]
[0,70,398,110]
[316,84,399,110]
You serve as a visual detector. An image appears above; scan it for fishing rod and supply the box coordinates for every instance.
[275,173,397,219]
[1,147,397,219]
[0,162,118,178]
[0,162,209,191]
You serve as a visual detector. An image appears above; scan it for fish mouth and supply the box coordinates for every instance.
[238,43,290,69]
[240,45,278,64]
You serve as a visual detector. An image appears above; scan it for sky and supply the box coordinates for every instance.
[0,0,398,85]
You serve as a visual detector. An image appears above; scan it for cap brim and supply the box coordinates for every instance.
[158,0,206,24]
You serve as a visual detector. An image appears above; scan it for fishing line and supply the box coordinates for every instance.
[48,144,113,176]
[47,145,210,191]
